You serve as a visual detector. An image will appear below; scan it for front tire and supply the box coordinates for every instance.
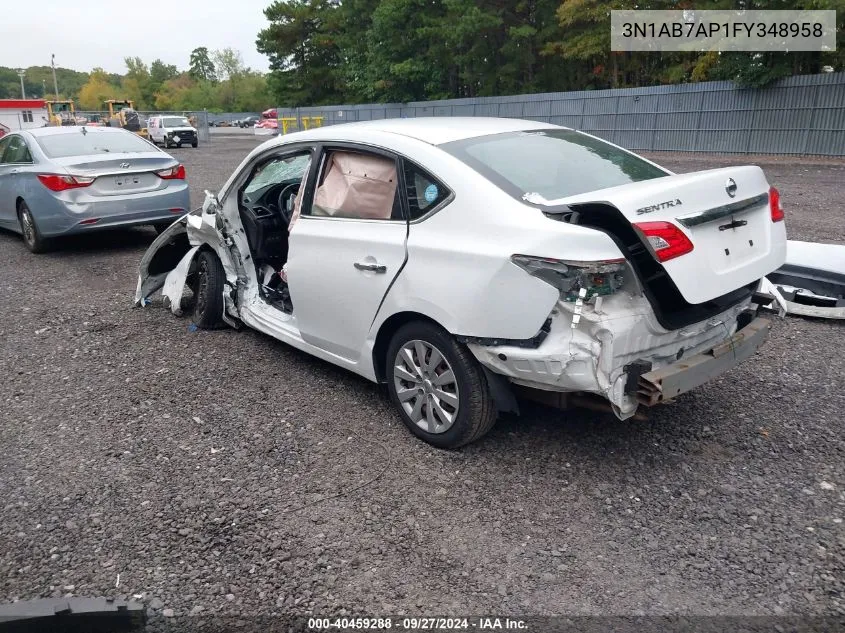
[386,321,497,449]
[18,201,51,254]
[192,250,226,329]
[191,140,198,148]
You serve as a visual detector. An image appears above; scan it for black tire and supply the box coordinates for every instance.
[163,137,170,149]
[386,321,497,449]
[192,250,226,329]
[153,222,172,235]
[18,201,52,254]
[191,141,198,148]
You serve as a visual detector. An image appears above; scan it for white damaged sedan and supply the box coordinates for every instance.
[136,118,786,448]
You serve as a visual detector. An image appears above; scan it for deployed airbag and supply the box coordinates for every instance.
[312,152,397,220]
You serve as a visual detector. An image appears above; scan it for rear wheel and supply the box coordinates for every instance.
[18,201,51,254]
[192,250,226,329]
[386,321,497,449]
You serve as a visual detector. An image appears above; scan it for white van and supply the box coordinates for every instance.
[147,115,198,148]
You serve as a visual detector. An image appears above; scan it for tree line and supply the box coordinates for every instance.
[0,66,89,101]
[5,1,843,113]
[0,48,270,113]
[256,0,845,107]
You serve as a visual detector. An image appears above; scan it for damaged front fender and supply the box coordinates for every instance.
[134,208,244,329]
[134,219,192,305]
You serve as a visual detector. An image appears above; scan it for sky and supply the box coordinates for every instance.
[0,0,271,74]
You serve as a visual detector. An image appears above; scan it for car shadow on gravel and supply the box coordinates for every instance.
[246,323,717,469]
[46,227,159,254]
[473,395,722,465]
[244,325,387,395]
[0,225,158,256]
[238,316,726,441]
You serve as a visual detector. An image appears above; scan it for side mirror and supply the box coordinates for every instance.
[202,189,220,214]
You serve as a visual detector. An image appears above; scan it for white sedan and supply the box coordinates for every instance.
[136,118,787,448]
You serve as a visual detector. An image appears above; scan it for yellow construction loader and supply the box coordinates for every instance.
[103,99,149,139]
[46,100,78,126]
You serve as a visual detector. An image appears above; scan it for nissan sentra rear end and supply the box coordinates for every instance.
[441,128,786,419]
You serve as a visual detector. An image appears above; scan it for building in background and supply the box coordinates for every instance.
[0,99,48,132]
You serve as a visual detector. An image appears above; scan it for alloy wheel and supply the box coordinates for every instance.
[393,340,460,434]
[21,210,35,247]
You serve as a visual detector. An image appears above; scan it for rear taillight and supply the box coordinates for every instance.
[37,174,95,192]
[769,186,784,222]
[511,255,626,301]
[634,221,694,262]
[156,164,186,180]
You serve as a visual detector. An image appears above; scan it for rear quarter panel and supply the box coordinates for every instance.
[368,136,626,341]
[16,171,73,234]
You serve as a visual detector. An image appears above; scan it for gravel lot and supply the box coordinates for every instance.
[1,136,843,622]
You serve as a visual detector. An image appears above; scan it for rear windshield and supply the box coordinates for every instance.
[442,129,668,201]
[36,130,155,158]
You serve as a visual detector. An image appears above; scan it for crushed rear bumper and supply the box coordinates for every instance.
[636,317,771,406]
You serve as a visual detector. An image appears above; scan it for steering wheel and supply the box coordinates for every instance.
[276,183,300,226]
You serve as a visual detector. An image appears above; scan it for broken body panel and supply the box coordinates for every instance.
[468,288,762,419]
[763,240,845,319]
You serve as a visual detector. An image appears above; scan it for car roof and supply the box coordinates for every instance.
[281,117,562,146]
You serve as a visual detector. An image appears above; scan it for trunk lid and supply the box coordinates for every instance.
[53,152,176,175]
[552,166,787,304]
[52,153,179,197]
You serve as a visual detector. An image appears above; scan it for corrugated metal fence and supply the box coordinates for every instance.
[278,72,845,156]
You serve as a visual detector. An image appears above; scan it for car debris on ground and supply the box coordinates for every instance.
[762,240,845,319]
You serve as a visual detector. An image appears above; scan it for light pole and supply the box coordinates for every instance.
[17,69,26,99]
[51,54,59,99]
